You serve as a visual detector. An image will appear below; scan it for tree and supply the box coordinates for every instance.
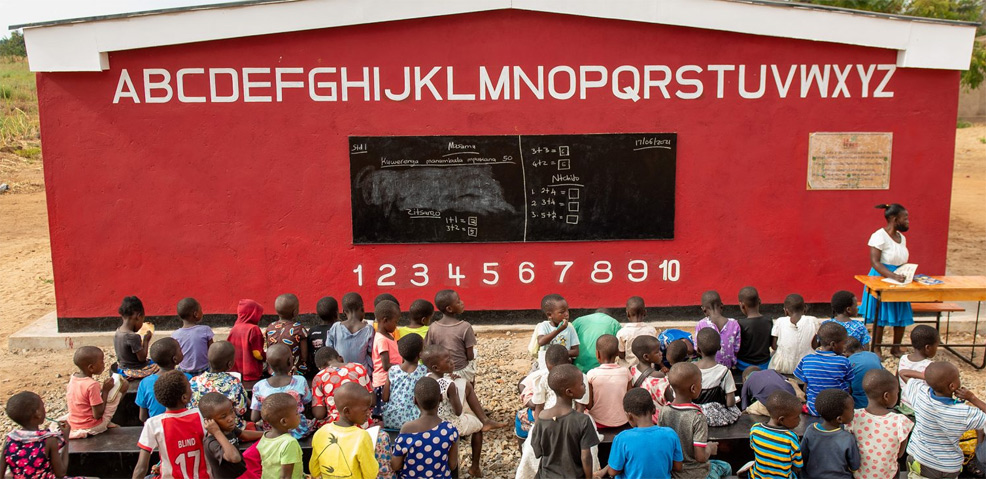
[0,31,27,58]
[798,0,986,89]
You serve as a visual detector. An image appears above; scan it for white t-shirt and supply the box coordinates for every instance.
[534,320,580,369]
[868,228,909,266]
[529,368,590,409]
[616,323,658,367]
[897,354,932,393]
[700,363,736,393]
[770,315,820,375]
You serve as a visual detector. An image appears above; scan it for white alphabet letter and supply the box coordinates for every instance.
[513,66,544,100]
[143,68,173,103]
[414,66,443,101]
[831,64,851,98]
[242,68,272,103]
[874,64,895,98]
[447,66,475,101]
[308,67,337,101]
[548,66,576,100]
[113,69,140,104]
[209,68,240,103]
[738,65,766,99]
[643,65,672,99]
[341,67,371,101]
[675,65,703,100]
[707,64,735,98]
[176,68,205,103]
[800,64,830,98]
[275,67,304,102]
[771,65,797,98]
[384,67,411,101]
[579,65,607,100]
[856,64,875,98]
[612,65,640,101]
[479,66,510,100]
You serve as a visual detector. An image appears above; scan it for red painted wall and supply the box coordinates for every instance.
[37,10,959,320]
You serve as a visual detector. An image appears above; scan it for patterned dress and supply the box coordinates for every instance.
[312,363,373,428]
[630,366,670,423]
[265,320,309,374]
[695,318,741,369]
[189,371,250,429]
[382,364,428,430]
[3,429,83,479]
[251,375,312,439]
[394,422,460,479]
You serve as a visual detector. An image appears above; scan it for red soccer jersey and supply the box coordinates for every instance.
[138,408,212,479]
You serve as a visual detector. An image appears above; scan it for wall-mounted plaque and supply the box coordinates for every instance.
[807,132,892,190]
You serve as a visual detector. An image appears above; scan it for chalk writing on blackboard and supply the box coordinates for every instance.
[350,134,676,244]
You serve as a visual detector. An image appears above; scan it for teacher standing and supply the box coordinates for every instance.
[862,203,913,356]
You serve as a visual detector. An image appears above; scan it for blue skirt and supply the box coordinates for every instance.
[861,265,914,327]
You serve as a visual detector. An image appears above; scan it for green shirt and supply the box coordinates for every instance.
[257,433,304,479]
[572,313,622,372]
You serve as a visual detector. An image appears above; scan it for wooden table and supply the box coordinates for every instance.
[856,275,986,368]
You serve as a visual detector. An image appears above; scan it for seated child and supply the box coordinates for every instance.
[136,338,187,422]
[586,335,631,428]
[199,392,264,478]
[897,324,939,413]
[903,361,986,478]
[373,293,402,339]
[251,344,312,439]
[658,329,694,369]
[190,341,250,429]
[530,345,591,416]
[693,329,741,426]
[844,337,883,409]
[795,322,853,416]
[694,291,741,369]
[800,389,860,479]
[596,388,683,479]
[572,308,622,373]
[399,299,434,339]
[265,293,309,376]
[256,392,304,479]
[850,369,912,479]
[748,390,804,479]
[310,382,378,479]
[740,366,801,416]
[133,370,210,479]
[665,339,693,368]
[736,287,772,371]
[306,296,339,380]
[824,290,870,348]
[311,346,373,428]
[113,295,159,379]
[629,335,671,422]
[2,392,73,479]
[328,292,375,372]
[66,346,127,438]
[228,298,266,382]
[172,297,214,376]
[657,362,731,479]
[425,289,479,383]
[382,334,428,430]
[533,293,580,370]
[422,347,505,477]
[372,300,402,419]
[530,364,600,479]
[617,296,657,367]
[770,293,820,375]
[392,377,460,479]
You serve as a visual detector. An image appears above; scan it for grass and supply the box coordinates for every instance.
[957,120,973,128]
[980,137,986,144]
[0,57,39,147]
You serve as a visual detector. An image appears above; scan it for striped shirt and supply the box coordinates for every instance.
[823,319,871,346]
[794,350,854,416]
[749,423,802,479]
[904,379,986,473]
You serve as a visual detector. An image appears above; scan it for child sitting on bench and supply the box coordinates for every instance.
[629,335,670,422]
[392,377,459,479]
[256,392,304,479]
[658,362,732,479]
[136,338,188,422]
[190,341,250,429]
[595,388,683,479]
[382,334,428,431]
[66,346,126,439]
[311,346,373,429]
[133,370,210,479]
[694,291,741,369]
[693,329,740,426]
[172,297,214,376]
[265,293,309,376]
[199,392,263,478]
[1,392,74,479]
[309,382,379,479]
[113,296,158,379]
[251,344,312,439]
[617,296,657,368]
[586,334,631,429]
[795,322,853,416]
[748,390,803,479]
[399,299,434,339]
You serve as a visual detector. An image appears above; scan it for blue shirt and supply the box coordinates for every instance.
[608,425,683,479]
[824,319,870,346]
[794,350,854,416]
[135,371,192,419]
[848,351,883,408]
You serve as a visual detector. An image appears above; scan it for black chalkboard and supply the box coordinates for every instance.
[349,134,675,244]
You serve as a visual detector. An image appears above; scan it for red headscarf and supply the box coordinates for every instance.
[229,299,265,380]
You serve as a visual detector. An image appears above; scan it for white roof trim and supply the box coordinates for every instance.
[21,0,978,72]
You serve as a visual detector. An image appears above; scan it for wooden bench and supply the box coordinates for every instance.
[911,301,965,326]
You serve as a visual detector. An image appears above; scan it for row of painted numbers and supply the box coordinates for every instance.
[352,259,680,287]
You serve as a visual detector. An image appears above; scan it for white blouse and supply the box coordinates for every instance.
[868,228,909,266]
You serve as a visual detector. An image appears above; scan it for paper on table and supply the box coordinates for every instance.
[882,263,918,285]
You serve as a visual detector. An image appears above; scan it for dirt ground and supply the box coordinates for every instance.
[0,125,983,477]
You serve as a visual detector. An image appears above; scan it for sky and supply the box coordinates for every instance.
[0,0,247,38]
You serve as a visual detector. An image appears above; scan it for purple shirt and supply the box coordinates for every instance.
[172,324,214,373]
[741,369,796,409]
[695,318,741,369]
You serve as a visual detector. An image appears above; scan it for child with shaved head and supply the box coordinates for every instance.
[795,322,853,416]
[136,337,188,422]
[392,377,459,479]
[265,293,309,376]
[694,291,741,369]
[66,345,127,438]
[310,382,378,479]
[329,292,375,372]
[694,329,740,427]
[850,369,912,479]
[902,361,986,478]
[586,334,631,428]
[736,286,772,370]
[251,344,312,439]
[199,392,263,478]
[533,293,580,370]
[658,363,732,479]
[190,341,250,429]
[617,296,657,367]
[257,392,304,479]
[530,364,600,479]
[749,390,803,479]
[172,297,214,375]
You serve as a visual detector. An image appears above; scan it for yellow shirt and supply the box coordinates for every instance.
[373,321,401,341]
[309,423,378,479]
[397,325,429,339]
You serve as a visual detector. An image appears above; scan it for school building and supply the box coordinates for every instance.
[16,0,979,330]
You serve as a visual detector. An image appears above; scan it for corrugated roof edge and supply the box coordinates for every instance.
[9,0,982,31]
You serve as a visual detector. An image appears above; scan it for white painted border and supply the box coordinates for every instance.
[21,0,978,72]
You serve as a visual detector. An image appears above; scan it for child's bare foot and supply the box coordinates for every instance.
[107,422,119,429]
[481,419,508,432]
[468,464,483,477]
[890,347,904,357]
